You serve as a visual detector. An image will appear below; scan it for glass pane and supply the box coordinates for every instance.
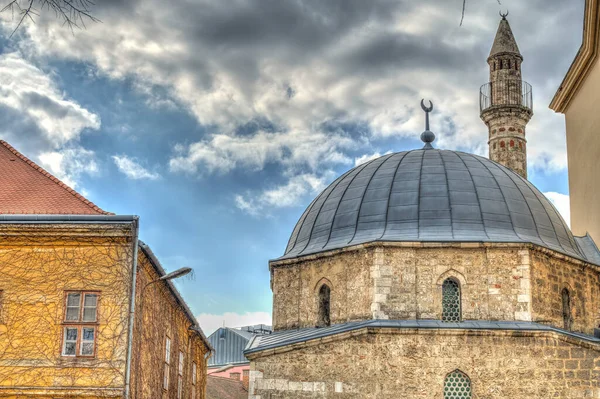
[81,342,94,355]
[64,342,76,355]
[84,294,97,306]
[66,328,78,341]
[83,328,95,341]
[164,364,169,389]
[67,293,81,306]
[83,307,97,322]
[66,307,80,321]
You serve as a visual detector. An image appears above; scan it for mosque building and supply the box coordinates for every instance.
[244,15,600,399]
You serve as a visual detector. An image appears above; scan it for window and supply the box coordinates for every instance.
[0,290,4,323]
[562,288,572,330]
[191,362,197,399]
[177,351,184,399]
[163,337,171,391]
[62,292,99,357]
[230,372,241,381]
[317,284,331,327]
[442,279,461,322]
[444,370,471,398]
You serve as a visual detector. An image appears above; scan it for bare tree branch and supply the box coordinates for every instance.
[1,0,99,37]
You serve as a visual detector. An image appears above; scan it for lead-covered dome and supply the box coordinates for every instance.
[283,149,586,261]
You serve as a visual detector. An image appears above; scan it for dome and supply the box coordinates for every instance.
[283,149,586,261]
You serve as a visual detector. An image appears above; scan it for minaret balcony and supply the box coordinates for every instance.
[480,80,533,113]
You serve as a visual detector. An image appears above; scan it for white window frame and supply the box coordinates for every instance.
[80,327,96,356]
[177,351,184,399]
[163,337,171,391]
[192,362,197,399]
[62,327,78,356]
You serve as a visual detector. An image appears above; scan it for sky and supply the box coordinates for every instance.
[0,0,584,335]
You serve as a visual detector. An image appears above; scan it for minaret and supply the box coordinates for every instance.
[480,14,533,179]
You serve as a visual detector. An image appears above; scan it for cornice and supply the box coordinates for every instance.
[550,0,600,113]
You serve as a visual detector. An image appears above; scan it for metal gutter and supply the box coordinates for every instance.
[123,217,140,399]
[0,214,137,223]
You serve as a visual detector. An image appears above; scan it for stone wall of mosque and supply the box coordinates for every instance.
[271,243,600,335]
[271,243,533,331]
[247,330,600,398]
[530,248,600,335]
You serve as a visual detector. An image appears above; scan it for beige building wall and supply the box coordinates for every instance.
[564,55,600,243]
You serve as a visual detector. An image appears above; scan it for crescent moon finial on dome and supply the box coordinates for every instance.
[420,99,435,149]
[420,99,433,113]
[500,10,509,19]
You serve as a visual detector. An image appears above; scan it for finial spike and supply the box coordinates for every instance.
[420,99,435,149]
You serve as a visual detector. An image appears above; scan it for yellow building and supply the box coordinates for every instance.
[0,140,211,398]
[550,0,600,243]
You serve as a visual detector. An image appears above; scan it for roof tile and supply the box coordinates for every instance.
[0,140,109,215]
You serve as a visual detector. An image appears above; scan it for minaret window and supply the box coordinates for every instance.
[442,278,461,322]
[444,370,472,399]
[562,288,572,330]
[317,284,331,327]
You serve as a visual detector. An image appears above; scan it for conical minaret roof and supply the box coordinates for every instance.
[489,16,521,59]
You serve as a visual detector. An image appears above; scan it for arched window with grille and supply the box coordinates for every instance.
[442,278,461,322]
[444,370,472,399]
[562,288,572,330]
[317,284,331,327]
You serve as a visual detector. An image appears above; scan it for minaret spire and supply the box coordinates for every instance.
[480,15,533,179]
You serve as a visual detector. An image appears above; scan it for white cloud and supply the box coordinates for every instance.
[544,192,571,227]
[112,155,160,180]
[8,0,582,200]
[0,52,100,188]
[38,147,98,189]
[196,311,272,336]
[354,151,391,166]
[235,173,332,215]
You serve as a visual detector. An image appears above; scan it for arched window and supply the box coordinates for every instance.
[562,288,572,330]
[442,278,461,322]
[317,284,331,327]
[444,370,472,399]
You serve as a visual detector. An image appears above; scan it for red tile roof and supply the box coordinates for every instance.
[207,376,248,399]
[0,140,109,215]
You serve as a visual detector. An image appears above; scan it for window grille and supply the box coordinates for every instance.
[444,370,472,399]
[442,279,461,322]
[177,351,184,399]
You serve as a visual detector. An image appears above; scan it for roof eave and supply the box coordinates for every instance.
[550,0,600,113]
[138,241,213,352]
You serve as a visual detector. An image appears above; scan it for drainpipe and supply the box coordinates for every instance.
[124,216,140,399]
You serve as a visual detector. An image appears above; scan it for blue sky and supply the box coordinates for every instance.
[0,0,582,334]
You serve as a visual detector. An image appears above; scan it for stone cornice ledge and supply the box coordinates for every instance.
[270,241,600,274]
[245,322,600,360]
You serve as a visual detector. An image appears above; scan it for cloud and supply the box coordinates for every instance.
[544,192,571,227]
[112,155,160,180]
[0,52,100,187]
[354,151,392,166]
[8,0,583,201]
[196,311,272,336]
[38,147,98,189]
[235,173,331,216]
